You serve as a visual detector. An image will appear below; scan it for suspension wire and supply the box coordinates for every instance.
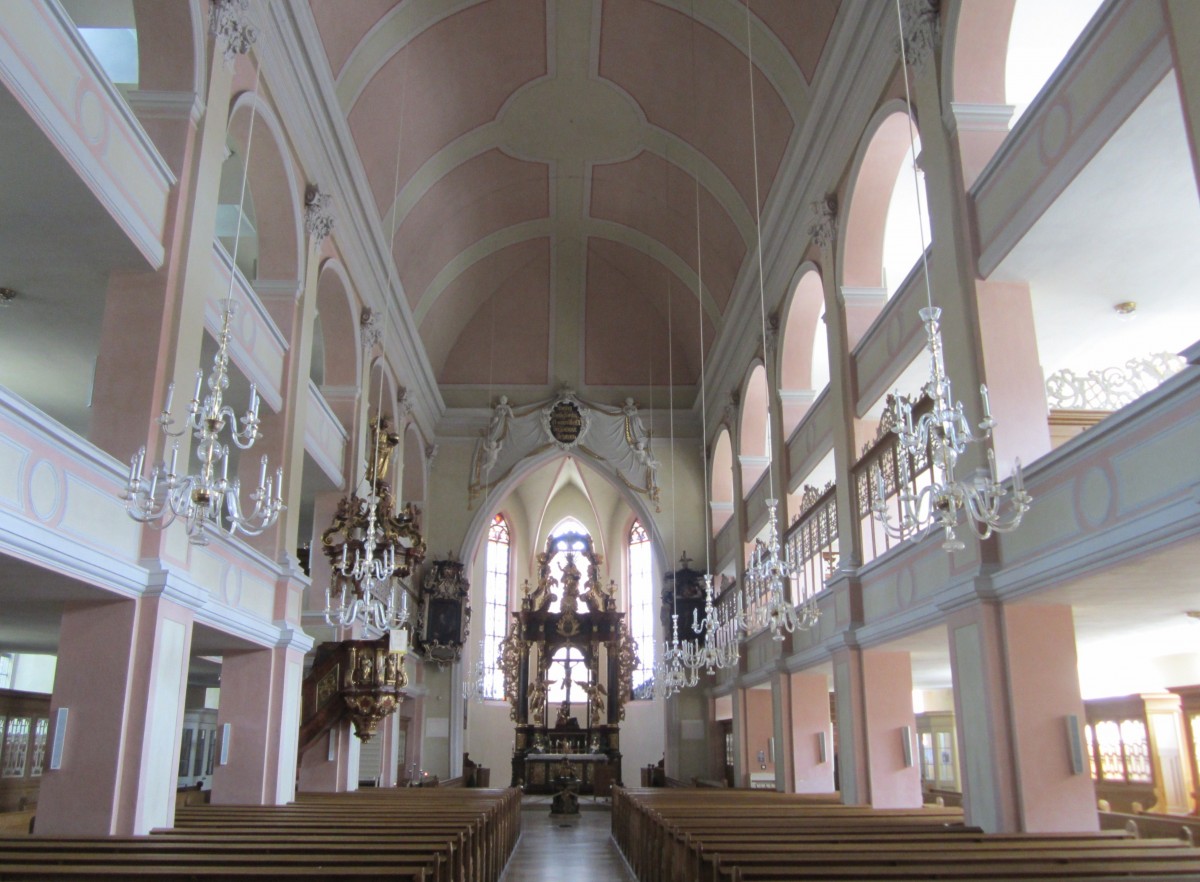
[226,64,262,307]
[667,272,678,622]
[692,0,712,577]
[745,0,774,504]
[895,0,935,314]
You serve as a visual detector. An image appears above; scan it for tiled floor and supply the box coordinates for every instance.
[499,796,637,881]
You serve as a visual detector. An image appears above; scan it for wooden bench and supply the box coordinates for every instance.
[0,787,520,882]
[613,786,1200,882]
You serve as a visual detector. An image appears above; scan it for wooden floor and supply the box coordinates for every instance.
[499,796,636,881]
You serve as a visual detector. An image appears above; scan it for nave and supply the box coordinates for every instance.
[499,797,635,882]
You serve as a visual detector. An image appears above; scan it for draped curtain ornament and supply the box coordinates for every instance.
[469,389,661,511]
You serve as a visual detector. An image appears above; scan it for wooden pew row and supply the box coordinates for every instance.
[0,787,519,882]
[298,786,522,872]
[613,788,969,882]
[174,790,519,882]
[685,831,1162,882]
[612,787,1200,882]
[0,834,458,882]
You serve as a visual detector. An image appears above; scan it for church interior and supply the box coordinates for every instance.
[2,0,1200,878]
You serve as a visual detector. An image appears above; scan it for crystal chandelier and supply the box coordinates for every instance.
[122,80,284,546]
[654,613,696,699]
[322,415,424,638]
[872,310,1031,551]
[682,575,739,674]
[871,2,1031,553]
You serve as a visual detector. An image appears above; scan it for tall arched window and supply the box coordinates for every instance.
[547,518,589,614]
[628,521,654,698]
[482,514,510,700]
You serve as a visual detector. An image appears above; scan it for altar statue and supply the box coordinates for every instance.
[583,679,607,728]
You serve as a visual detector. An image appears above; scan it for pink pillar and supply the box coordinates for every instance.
[297,719,360,793]
[975,280,1052,475]
[37,596,193,834]
[88,270,171,463]
[743,689,775,786]
[210,643,306,805]
[790,672,835,794]
[862,651,922,808]
[949,601,1098,832]
[833,648,921,807]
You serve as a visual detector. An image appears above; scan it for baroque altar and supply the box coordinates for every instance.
[499,528,639,795]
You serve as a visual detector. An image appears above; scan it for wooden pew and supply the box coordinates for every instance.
[612,786,1200,882]
[0,787,520,882]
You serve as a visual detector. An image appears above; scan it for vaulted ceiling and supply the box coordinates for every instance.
[306,0,839,407]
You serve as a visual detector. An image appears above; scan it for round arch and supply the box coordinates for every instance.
[711,427,734,537]
[226,88,304,287]
[840,101,921,294]
[778,263,827,438]
[401,421,426,507]
[314,259,361,390]
[134,0,205,98]
[738,363,770,495]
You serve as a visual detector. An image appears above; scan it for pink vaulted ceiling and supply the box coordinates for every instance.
[309,0,839,406]
[586,238,713,386]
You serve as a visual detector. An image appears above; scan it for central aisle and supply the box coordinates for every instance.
[499,797,637,881]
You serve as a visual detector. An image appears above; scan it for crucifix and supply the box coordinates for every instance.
[555,657,575,727]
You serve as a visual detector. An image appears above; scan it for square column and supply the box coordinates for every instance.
[789,672,835,794]
[771,672,793,791]
[297,719,361,793]
[743,687,775,787]
[949,601,1098,832]
[211,641,306,805]
[833,647,922,808]
[37,595,194,834]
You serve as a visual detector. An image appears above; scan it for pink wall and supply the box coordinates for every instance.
[1003,604,1098,831]
[975,281,1052,476]
[862,651,922,808]
[790,673,835,793]
[744,689,775,783]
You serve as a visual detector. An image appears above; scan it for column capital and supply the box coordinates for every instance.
[898,0,940,72]
[808,195,839,251]
[303,185,336,246]
[209,0,258,63]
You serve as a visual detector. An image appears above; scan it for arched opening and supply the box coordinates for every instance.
[739,365,770,494]
[841,108,929,346]
[401,423,426,510]
[1005,0,1104,126]
[711,429,735,537]
[223,94,302,287]
[779,268,827,437]
[313,264,359,389]
[948,0,1103,183]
